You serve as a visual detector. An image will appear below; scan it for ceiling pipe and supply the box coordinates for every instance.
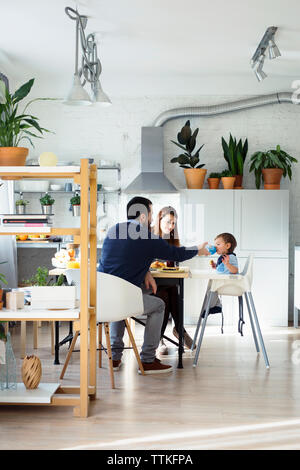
[152,92,294,127]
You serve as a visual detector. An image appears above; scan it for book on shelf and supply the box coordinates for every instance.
[0,214,52,219]
[2,219,52,224]
[0,226,51,233]
[2,223,52,227]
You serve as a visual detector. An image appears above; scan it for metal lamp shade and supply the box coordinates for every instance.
[64,75,92,106]
[268,40,281,59]
[92,80,112,106]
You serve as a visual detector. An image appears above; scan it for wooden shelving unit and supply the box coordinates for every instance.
[0,159,97,417]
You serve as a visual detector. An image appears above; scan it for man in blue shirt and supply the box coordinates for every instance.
[98,196,209,374]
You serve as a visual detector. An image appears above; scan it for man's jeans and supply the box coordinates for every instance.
[110,291,165,363]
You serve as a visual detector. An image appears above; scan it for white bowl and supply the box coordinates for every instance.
[50,184,62,191]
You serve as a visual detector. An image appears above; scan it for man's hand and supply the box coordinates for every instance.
[198,242,209,256]
[144,271,157,294]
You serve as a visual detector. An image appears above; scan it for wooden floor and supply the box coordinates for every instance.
[1,320,300,450]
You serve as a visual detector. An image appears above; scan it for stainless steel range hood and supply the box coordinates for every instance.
[125,127,177,193]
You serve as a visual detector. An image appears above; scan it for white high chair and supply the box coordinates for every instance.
[60,270,145,388]
[192,255,270,368]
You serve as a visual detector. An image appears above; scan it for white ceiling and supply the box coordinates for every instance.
[2,0,300,97]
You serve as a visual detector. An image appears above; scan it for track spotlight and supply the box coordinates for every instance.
[251,26,280,81]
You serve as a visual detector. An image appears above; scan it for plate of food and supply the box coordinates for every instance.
[150,261,184,273]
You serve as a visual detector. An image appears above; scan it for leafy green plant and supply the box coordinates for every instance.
[0,78,53,148]
[220,169,234,177]
[208,172,221,178]
[170,120,205,169]
[70,194,80,205]
[249,145,298,189]
[25,266,49,286]
[40,193,55,206]
[52,274,65,286]
[0,261,8,288]
[222,134,248,176]
[15,199,29,206]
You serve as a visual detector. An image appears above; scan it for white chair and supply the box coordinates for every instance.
[192,255,270,368]
[60,270,145,388]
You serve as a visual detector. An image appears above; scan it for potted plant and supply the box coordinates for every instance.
[15,198,29,215]
[70,193,80,217]
[0,77,52,166]
[249,145,298,189]
[222,134,248,188]
[207,172,221,189]
[170,120,206,189]
[220,169,236,189]
[0,262,8,311]
[40,192,55,214]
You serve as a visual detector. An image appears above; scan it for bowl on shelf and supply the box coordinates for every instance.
[50,184,63,191]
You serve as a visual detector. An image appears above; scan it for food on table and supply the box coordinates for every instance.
[67,260,80,269]
[150,260,166,269]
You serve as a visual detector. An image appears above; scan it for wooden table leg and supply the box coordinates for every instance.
[20,321,26,359]
[33,322,38,349]
[177,278,184,369]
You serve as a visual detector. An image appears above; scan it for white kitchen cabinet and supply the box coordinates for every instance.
[234,190,289,258]
[180,190,289,327]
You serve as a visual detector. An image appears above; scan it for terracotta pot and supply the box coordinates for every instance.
[221,176,236,189]
[233,174,243,189]
[22,355,42,389]
[207,178,220,189]
[0,147,28,166]
[184,168,207,189]
[0,289,3,302]
[262,168,283,190]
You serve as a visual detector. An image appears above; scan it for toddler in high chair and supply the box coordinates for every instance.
[204,233,242,334]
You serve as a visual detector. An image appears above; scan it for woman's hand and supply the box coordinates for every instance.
[198,242,209,256]
[144,271,157,294]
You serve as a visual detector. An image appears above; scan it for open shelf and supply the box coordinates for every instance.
[0,383,61,404]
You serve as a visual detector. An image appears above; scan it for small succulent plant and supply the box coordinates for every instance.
[70,194,80,205]
[208,172,221,178]
[15,199,29,206]
[170,120,205,169]
[40,193,55,206]
[220,169,235,177]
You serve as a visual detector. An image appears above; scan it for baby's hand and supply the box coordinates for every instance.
[222,254,230,266]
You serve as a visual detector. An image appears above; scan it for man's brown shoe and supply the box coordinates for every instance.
[138,357,172,375]
[112,360,122,371]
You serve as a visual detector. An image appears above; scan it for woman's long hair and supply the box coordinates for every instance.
[153,206,180,247]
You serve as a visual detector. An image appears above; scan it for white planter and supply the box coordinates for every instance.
[30,286,76,309]
[19,180,50,192]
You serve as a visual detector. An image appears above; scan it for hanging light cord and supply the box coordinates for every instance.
[65,6,102,87]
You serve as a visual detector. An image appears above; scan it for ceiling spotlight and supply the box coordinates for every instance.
[253,55,267,82]
[64,6,111,106]
[268,39,281,59]
[251,26,280,81]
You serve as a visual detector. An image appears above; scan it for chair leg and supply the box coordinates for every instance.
[125,319,145,375]
[247,292,270,369]
[193,291,213,367]
[51,322,55,355]
[294,307,299,328]
[60,330,79,379]
[98,323,103,368]
[244,293,260,353]
[192,284,211,350]
[104,323,115,389]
